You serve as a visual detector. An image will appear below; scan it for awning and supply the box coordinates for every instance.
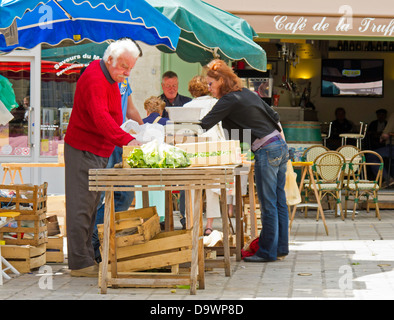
[205,0,394,38]
[0,61,81,75]
[146,0,267,71]
[0,60,81,82]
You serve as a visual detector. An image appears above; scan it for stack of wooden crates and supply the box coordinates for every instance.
[0,183,48,273]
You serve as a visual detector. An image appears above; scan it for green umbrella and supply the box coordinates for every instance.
[146,0,266,71]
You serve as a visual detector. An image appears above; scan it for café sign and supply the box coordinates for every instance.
[242,5,394,37]
[272,15,394,36]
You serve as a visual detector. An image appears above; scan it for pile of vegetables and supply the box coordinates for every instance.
[126,140,190,168]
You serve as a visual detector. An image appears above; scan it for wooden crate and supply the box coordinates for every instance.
[244,203,261,237]
[115,229,192,272]
[46,235,64,263]
[0,183,47,216]
[46,215,61,236]
[122,146,135,168]
[0,212,47,246]
[99,229,193,287]
[47,195,66,235]
[97,206,161,247]
[1,244,46,273]
[176,140,242,166]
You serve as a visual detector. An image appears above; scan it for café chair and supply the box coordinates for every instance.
[310,151,346,220]
[339,122,368,150]
[344,150,384,220]
[321,122,332,147]
[300,145,329,216]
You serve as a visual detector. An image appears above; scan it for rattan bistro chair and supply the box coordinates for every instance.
[311,151,346,220]
[344,151,384,220]
[338,145,362,174]
[300,145,329,216]
[337,145,363,216]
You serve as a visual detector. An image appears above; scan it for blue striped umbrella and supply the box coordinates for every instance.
[0,0,180,52]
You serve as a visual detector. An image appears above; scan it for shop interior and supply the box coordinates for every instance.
[233,39,393,150]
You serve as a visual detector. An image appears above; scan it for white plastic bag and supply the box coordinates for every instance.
[284,160,302,206]
[121,119,140,135]
[135,123,165,144]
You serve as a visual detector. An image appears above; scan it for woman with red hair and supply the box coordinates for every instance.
[200,59,289,263]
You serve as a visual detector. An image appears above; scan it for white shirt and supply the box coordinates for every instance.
[183,95,226,141]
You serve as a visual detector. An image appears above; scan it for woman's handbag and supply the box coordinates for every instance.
[284,160,301,206]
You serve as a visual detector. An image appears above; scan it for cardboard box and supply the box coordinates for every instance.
[176,140,242,166]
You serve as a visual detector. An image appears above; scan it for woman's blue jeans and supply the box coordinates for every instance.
[253,138,289,261]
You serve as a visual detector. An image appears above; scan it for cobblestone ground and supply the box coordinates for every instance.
[1,210,394,301]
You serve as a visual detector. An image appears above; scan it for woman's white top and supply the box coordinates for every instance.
[183,95,226,141]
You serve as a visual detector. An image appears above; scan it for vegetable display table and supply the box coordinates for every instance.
[88,165,242,294]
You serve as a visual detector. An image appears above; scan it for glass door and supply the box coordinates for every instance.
[0,58,34,158]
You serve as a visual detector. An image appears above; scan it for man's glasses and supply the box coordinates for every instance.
[163,84,177,89]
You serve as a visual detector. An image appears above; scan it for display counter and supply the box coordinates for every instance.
[273,107,318,122]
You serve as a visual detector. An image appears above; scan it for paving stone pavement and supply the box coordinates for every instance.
[1,209,394,302]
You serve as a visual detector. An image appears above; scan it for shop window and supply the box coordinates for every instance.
[0,61,31,157]
[39,43,105,156]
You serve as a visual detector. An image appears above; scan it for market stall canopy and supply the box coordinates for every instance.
[146,0,266,71]
[0,0,181,53]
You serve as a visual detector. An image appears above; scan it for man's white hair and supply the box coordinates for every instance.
[103,38,142,66]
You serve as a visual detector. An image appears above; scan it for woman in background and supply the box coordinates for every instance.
[184,76,225,235]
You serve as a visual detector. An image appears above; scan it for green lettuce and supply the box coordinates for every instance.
[126,140,190,168]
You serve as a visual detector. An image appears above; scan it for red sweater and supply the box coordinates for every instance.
[65,60,134,157]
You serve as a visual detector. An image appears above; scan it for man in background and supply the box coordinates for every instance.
[159,71,191,118]
[367,108,387,150]
[159,71,192,229]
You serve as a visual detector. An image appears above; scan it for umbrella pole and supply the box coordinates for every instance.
[53,0,73,19]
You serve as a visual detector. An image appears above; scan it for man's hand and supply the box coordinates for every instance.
[127,139,142,147]
[380,133,389,143]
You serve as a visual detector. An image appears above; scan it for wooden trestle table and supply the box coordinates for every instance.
[88,165,248,295]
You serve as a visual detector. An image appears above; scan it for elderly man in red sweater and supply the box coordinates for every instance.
[65,39,142,277]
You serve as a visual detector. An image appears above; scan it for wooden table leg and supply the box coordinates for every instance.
[164,190,174,231]
[235,174,243,261]
[142,189,149,207]
[197,190,205,289]
[100,191,112,294]
[2,167,8,184]
[109,191,117,284]
[190,188,202,295]
[16,168,23,184]
[185,190,193,230]
[220,188,231,276]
